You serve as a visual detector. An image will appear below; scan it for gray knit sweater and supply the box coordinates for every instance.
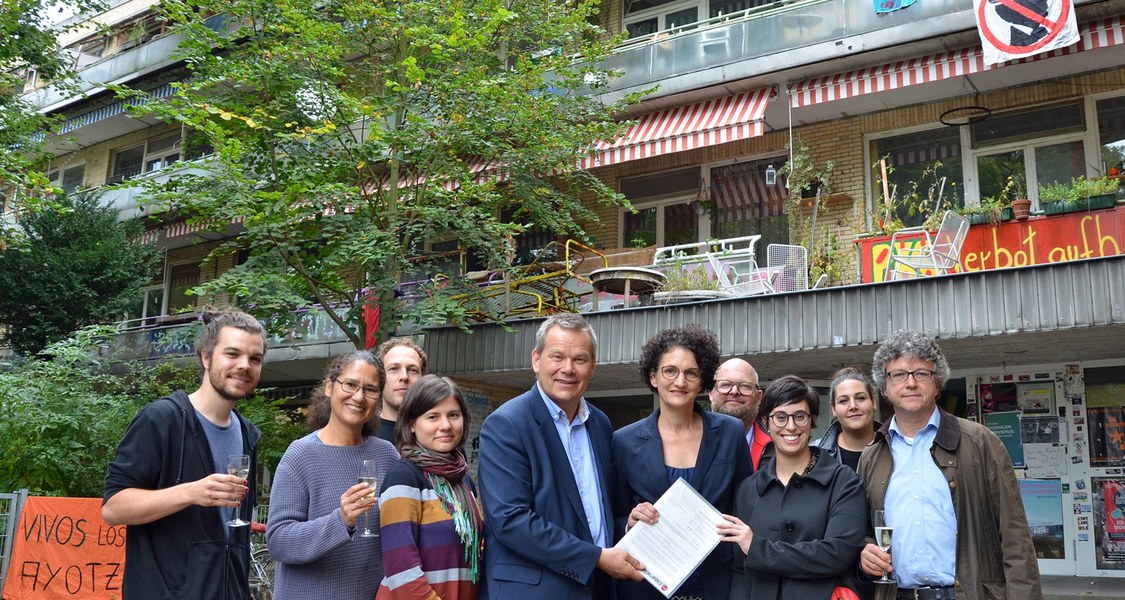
[266,433,399,600]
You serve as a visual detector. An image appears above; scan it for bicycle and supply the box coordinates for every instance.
[248,521,274,600]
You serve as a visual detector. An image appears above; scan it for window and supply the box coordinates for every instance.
[624,0,760,36]
[1096,95,1125,174]
[144,135,180,173]
[123,284,166,325]
[111,145,145,182]
[110,135,183,183]
[708,157,788,256]
[167,262,201,313]
[621,168,700,247]
[47,164,86,195]
[871,127,965,227]
[971,104,1087,209]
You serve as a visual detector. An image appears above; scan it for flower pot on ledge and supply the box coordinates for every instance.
[1011,198,1032,220]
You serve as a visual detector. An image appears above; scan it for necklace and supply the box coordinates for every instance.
[801,450,818,476]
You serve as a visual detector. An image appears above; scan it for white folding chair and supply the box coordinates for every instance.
[888,210,970,280]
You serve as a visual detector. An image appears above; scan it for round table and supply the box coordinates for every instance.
[588,267,666,310]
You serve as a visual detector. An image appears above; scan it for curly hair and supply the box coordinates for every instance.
[306,351,385,436]
[871,329,950,392]
[395,374,471,452]
[638,324,721,393]
[758,375,821,430]
[830,367,878,405]
[375,337,428,371]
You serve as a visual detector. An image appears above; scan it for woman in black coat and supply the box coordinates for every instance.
[718,375,867,600]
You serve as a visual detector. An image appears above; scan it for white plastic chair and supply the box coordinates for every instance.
[705,253,775,296]
[766,244,810,292]
[888,210,970,280]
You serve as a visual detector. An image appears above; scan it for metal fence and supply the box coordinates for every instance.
[0,489,28,593]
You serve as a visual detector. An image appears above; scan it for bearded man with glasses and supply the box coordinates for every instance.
[708,358,769,470]
[858,330,1041,600]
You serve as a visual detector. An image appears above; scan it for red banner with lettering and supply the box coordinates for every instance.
[858,206,1125,282]
[1,497,126,599]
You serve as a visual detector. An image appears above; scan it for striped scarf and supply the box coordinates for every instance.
[402,445,483,582]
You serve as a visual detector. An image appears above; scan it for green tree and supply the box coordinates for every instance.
[123,0,644,346]
[1,0,104,219]
[0,326,307,497]
[0,190,161,355]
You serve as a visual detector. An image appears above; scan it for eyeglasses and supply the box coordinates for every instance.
[334,378,381,400]
[885,369,936,384]
[767,411,812,428]
[659,366,702,382]
[714,380,759,395]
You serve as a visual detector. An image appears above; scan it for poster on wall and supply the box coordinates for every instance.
[1086,383,1125,468]
[1019,382,1054,414]
[1019,479,1065,559]
[1022,416,1061,444]
[985,411,1024,467]
[1094,479,1125,570]
[981,383,1018,414]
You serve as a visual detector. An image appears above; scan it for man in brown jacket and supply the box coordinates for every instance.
[858,330,1041,600]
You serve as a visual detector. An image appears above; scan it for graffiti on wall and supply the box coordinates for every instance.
[858,206,1125,282]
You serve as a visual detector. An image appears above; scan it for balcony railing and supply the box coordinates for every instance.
[599,0,975,99]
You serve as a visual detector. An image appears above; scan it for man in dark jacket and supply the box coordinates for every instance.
[858,330,1041,600]
[103,307,267,599]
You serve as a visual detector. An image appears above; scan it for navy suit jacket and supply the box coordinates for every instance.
[479,386,616,600]
[611,406,753,600]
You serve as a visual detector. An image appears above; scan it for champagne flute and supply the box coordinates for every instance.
[357,459,380,538]
[872,509,894,584]
[226,454,251,527]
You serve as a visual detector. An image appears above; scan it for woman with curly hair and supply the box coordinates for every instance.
[266,350,399,600]
[613,325,753,600]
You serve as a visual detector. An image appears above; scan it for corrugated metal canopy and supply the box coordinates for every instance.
[424,255,1125,392]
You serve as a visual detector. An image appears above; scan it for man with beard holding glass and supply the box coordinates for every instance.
[103,307,267,599]
[709,358,769,470]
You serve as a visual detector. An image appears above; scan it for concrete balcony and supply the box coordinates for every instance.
[600,0,975,104]
[101,158,220,222]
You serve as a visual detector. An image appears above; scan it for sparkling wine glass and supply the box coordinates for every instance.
[357,460,380,538]
[226,454,251,527]
[872,509,894,584]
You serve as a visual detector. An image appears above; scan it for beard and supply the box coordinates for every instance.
[718,400,756,425]
[209,368,256,402]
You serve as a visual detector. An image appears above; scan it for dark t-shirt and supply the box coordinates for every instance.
[377,418,396,444]
[839,447,862,472]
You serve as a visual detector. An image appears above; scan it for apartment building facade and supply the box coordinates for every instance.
[14,0,1125,578]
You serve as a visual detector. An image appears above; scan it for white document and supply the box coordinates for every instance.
[614,477,724,598]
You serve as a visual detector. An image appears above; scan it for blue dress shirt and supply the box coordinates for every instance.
[884,407,958,588]
[537,383,609,548]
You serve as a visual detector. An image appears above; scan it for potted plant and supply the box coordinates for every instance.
[653,262,727,304]
[1003,175,1031,220]
[1038,176,1119,214]
[958,196,1010,226]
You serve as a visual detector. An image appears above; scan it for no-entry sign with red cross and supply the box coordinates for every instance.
[974,0,1078,65]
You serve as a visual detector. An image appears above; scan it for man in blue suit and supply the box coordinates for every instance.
[479,313,644,599]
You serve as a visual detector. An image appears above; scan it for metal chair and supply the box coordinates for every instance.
[705,252,775,296]
[888,210,969,280]
[766,244,810,292]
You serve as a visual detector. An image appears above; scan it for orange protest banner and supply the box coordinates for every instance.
[1,497,126,600]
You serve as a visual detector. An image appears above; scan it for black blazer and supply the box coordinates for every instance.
[611,405,753,600]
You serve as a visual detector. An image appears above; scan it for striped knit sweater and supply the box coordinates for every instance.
[376,458,481,600]
[266,433,399,600]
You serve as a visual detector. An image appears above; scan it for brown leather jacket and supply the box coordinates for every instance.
[858,407,1042,600]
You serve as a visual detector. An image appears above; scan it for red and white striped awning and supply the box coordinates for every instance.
[790,16,1125,108]
[142,216,246,244]
[585,87,775,169]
